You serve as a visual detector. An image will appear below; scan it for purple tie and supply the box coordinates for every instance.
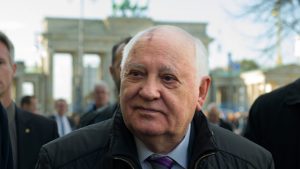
[147,155,174,169]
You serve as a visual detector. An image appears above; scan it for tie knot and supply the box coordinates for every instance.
[147,155,174,169]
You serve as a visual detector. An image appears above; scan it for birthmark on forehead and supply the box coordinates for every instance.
[145,29,157,42]
[146,32,154,42]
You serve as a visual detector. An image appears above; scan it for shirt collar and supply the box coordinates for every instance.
[6,101,15,124]
[135,123,191,168]
[55,113,66,118]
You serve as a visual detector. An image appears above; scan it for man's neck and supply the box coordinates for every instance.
[57,113,65,117]
[95,102,106,109]
[136,130,187,154]
[0,95,13,108]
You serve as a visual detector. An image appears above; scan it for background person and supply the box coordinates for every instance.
[20,95,38,114]
[50,99,75,137]
[243,78,300,169]
[80,37,131,127]
[84,80,110,114]
[206,102,233,131]
[0,31,58,169]
[0,102,13,169]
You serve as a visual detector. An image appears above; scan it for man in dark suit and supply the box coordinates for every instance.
[20,95,38,114]
[0,102,13,169]
[49,99,76,137]
[80,37,131,127]
[244,78,300,169]
[0,31,59,169]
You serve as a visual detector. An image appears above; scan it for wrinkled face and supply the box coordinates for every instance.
[0,42,15,99]
[120,29,202,139]
[94,85,109,107]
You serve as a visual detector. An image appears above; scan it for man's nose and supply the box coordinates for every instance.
[138,78,161,101]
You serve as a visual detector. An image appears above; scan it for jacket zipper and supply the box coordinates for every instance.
[194,152,216,169]
[113,157,135,169]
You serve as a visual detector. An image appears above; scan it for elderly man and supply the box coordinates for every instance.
[84,80,110,114]
[0,31,58,169]
[35,26,273,169]
[80,80,111,126]
[206,103,233,131]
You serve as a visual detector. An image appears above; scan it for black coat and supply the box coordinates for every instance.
[36,106,273,169]
[0,103,13,169]
[16,107,59,169]
[79,103,117,127]
[244,78,300,169]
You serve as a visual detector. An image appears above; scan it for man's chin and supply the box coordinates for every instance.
[133,126,165,137]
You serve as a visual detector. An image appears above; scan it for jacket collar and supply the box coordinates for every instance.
[109,106,217,168]
[284,78,300,105]
[188,111,217,168]
[109,105,141,168]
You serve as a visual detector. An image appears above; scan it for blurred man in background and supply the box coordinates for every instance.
[50,99,75,137]
[244,78,300,169]
[80,37,131,127]
[206,103,233,131]
[0,102,13,169]
[0,31,58,169]
[84,81,110,114]
[20,95,38,114]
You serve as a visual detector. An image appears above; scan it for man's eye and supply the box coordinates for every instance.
[128,70,144,77]
[162,75,177,82]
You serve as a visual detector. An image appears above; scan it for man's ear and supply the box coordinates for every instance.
[196,76,211,111]
[109,66,113,76]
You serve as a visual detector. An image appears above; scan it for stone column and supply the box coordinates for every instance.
[45,48,54,114]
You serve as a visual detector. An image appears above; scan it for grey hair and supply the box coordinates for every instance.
[206,102,218,113]
[194,38,209,77]
[94,80,109,91]
[121,25,209,80]
[0,31,15,64]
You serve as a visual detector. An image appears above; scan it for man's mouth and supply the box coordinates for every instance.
[134,106,162,114]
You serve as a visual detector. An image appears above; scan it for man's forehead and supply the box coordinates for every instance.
[130,28,195,57]
[141,27,193,43]
[0,42,11,63]
[125,60,180,74]
[0,42,9,54]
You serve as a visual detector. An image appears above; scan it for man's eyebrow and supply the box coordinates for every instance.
[159,65,178,75]
[124,63,145,70]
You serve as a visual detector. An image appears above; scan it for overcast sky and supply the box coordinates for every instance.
[2,0,298,69]
[1,0,299,102]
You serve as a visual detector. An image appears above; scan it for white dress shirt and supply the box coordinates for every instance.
[135,124,191,169]
[55,114,72,137]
